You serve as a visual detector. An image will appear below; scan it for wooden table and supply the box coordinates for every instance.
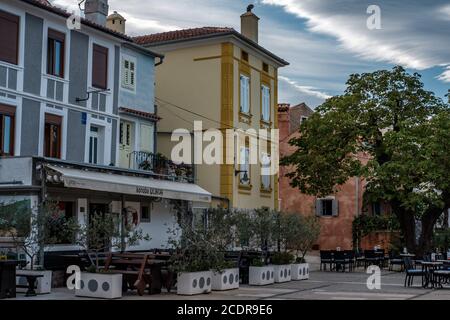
[104,253,171,296]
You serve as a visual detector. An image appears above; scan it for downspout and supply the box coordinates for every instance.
[155,56,165,67]
[355,177,360,251]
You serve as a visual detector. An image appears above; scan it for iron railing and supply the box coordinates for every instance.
[129,151,194,183]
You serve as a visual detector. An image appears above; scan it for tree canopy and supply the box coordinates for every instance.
[282,66,450,254]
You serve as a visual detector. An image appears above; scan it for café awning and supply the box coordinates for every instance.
[46,165,211,203]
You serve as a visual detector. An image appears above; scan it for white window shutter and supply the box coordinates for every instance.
[332,199,339,217]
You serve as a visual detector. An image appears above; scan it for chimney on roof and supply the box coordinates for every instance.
[84,0,109,26]
[107,11,126,34]
[241,4,259,43]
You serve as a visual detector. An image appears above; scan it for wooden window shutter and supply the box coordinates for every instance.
[0,10,20,65]
[332,199,339,217]
[92,44,108,89]
[315,199,323,216]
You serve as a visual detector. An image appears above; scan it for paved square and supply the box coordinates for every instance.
[14,269,450,300]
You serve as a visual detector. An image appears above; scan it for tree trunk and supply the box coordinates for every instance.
[418,207,444,256]
[392,203,416,253]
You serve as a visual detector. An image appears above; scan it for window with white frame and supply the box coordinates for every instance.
[261,152,271,190]
[240,74,250,114]
[239,146,250,185]
[122,57,136,91]
[261,85,270,122]
[89,126,99,164]
[300,116,308,124]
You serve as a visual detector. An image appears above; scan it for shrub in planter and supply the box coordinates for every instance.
[75,213,149,299]
[75,272,123,299]
[212,261,239,291]
[248,259,274,286]
[291,257,310,281]
[271,252,294,283]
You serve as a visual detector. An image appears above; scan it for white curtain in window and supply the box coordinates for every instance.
[261,152,271,189]
[261,85,270,122]
[240,75,250,113]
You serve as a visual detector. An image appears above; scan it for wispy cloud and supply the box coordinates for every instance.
[261,0,450,71]
[279,76,331,100]
[437,66,450,82]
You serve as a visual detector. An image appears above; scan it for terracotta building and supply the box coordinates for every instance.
[278,103,390,250]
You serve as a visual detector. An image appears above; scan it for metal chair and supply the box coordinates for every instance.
[403,257,425,287]
[320,250,334,271]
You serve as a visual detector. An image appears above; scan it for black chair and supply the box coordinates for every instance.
[344,250,356,271]
[320,250,334,271]
[376,249,388,268]
[364,250,380,268]
[334,251,351,272]
[388,251,404,271]
[403,257,425,287]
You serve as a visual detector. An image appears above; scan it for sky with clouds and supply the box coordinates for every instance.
[51,0,449,108]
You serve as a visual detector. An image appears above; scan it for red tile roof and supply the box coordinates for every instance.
[134,27,289,66]
[134,27,234,45]
[119,107,161,122]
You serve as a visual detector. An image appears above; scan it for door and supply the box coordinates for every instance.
[119,121,134,168]
[89,126,99,164]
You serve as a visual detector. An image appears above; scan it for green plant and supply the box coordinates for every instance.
[77,213,150,272]
[352,214,400,247]
[433,228,450,253]
[271,252,294,265]
[250,259,266,267]
[0,200,80,269]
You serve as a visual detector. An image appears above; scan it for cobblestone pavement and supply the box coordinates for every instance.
[14,269,450,300]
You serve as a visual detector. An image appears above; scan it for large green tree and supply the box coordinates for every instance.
[282,66,449,255]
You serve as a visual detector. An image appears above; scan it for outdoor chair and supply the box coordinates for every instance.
[376,249,388,268]
[320,250,334,271]
[334,251,352,272]
[355,250,365,269]
[344,250,356,271]
[364,250,380,268]
[388,251,404,271]
[403,257,425,287]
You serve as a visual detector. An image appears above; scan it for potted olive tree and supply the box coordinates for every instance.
[75,213,149,299]
[246,208,276,286]
[0,201,79,294]
[207,208,239,291]
[288,215,320,281]
[167,218,219,296]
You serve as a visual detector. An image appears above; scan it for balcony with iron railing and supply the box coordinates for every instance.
[128,151,195,183]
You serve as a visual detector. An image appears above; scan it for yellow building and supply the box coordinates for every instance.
[135,6,289,210]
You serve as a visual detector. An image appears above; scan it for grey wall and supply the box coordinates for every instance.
[110,119,117,165]
[68,31,89,107]
[66,110,86,162]
[23,14,43,95]
[20,99,41,156]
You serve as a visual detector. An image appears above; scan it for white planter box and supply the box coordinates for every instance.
[177,271,212,295]
[291,263,309,281]
[249,266,275,286]
[16,270,53,294]
[75,272,123,299]
[212,268,239,291]
[273,265,292,283]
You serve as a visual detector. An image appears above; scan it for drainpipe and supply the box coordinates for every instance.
[355,177,360,251]
[155,56,165,67]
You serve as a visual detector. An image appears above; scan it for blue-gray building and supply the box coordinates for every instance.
[0,0,210,259]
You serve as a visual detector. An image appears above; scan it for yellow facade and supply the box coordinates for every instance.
[153,39,282,210]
